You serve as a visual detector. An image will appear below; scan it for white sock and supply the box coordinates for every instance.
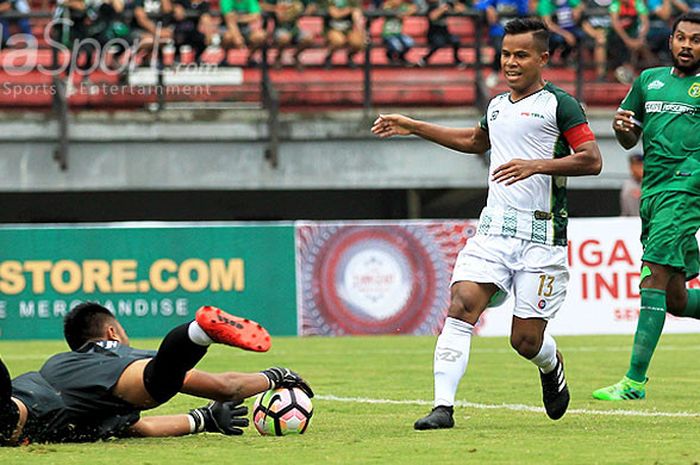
[187,321,213,346]
[433,317,473,407]
[531,332,557,374]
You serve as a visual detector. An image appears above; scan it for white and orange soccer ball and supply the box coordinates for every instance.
[252,387,313,436]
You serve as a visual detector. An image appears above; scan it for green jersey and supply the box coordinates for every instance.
[620,66,700,199]
[609,0,648,35]
[220,0,261,15]
[382,4,410,37]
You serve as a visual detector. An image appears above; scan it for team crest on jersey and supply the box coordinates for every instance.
[689,83,700,98]
[489,110,499,121]
[647,80,664,90]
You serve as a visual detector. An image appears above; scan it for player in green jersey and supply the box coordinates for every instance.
[593,11,700,401]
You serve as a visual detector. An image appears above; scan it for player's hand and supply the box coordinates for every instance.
[492,159,541,185]
[613,110,635,133]
[191,400,249,435]
[371,114,415,138]
[261,367,315,398]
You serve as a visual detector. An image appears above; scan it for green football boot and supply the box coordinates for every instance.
[592,376,647,400]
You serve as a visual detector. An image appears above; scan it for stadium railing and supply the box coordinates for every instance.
[0,7,619,168]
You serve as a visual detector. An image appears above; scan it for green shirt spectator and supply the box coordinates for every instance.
[221,0,261,15]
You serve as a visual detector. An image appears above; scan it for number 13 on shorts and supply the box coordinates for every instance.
[537,275,555,297]
[513,270,569,320]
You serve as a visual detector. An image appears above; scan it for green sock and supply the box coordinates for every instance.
[682,289,700,319]
[626,288,667,383]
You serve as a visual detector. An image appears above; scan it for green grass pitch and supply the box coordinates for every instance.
[2,333,700,465]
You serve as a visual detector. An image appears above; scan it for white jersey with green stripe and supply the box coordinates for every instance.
[478,82,588,246]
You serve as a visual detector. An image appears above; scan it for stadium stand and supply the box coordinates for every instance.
[0,0,636,111]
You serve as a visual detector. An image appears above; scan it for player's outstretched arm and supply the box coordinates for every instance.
[127,414,194,437]
[180,367,313,402]
[180,369,271,402]
[371,114,490,154]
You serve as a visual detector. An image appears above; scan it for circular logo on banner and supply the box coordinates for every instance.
[302,225,445,335]
[339,246,411,320]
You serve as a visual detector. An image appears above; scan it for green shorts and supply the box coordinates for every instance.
[640,190,700,280]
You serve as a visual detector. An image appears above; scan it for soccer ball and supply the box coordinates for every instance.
[252,387,313,436]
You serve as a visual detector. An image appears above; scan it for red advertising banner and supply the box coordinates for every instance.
[296,221,477,336]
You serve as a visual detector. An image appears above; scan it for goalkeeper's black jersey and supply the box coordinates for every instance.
[37,341,156,437]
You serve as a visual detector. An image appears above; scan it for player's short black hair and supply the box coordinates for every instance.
[672,11,700,35]
[64,302,116,350]
[504,17,550,53]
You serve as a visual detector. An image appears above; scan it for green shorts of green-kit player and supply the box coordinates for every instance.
[641,189,700,280]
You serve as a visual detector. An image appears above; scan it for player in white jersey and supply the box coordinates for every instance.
[371,17,602,429]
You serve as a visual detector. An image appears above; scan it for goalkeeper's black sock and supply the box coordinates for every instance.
[143,323,208,404]
[0,358,19,441]
[0,358,11,401]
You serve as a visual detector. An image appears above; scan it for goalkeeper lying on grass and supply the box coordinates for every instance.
[0,302,313,445]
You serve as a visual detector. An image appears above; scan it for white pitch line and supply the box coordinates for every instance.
[2,344,700,361]
[316,395,700,418]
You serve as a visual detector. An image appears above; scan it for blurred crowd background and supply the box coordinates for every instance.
[1,0,697,83]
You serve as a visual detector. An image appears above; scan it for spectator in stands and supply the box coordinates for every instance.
[321,0,365,68]
[0,0,32,46]
[645,0,683,64]
[52,0,102,86]
[537,0,585,64]
[262,0,315,69]
[53,0,88,47]
[677,0,700,10]
[381,0,416,65]
[172,0,215,63]
[474,0,530,87]
[416,0,467,67]
[608,0,653,83]
[85,0,130,70]
[620,152,643,216]
[581,0,612,81]
[88,0,129,43]
[129,0,174,58]
[220,0,267,66]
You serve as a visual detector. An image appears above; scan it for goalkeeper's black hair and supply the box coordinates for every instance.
[64,302,116,350]
[672,11,700,34]
[504,17,550,53]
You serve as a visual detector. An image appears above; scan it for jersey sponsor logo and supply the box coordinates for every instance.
[689,83,700,98]
[647,79,665,90]
[520,111,545,119]
[645,101,697,114]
